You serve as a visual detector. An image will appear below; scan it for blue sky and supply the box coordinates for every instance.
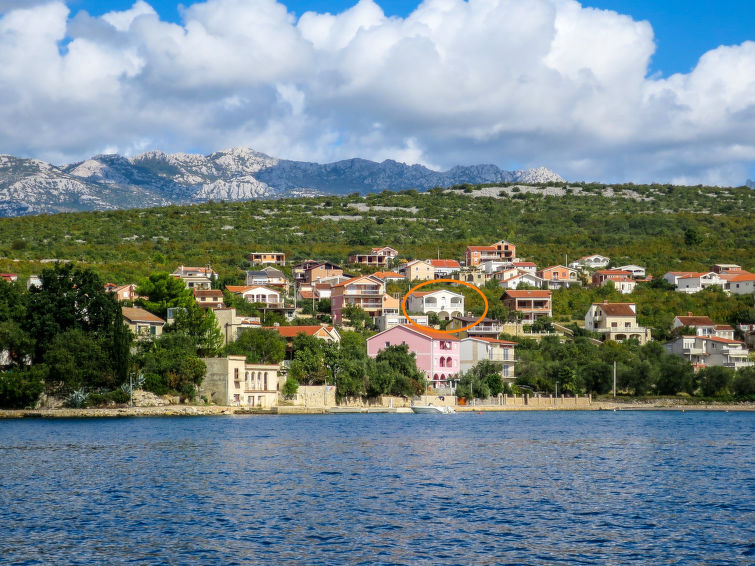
[66,0,755,77]
[1,0,754,184]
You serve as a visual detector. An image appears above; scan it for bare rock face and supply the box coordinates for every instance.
[0,148,564,216]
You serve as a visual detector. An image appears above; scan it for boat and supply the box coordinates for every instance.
[411,403,455,414]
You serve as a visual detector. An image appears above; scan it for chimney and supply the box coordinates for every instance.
[467,311,473,317]
[688,311,692,316]
[603,300,608,304]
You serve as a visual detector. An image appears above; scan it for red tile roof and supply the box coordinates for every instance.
[728,273,755,281]
[399,324,460,341]
[503,290,552,298]
[594,303,635,316]
[466,246,497,251]
[193,289,223,298]
[264,325,334,338]
[429,259,461,268]
[513,262,536,267]
[372,271,404,279]
[676,315,715,326]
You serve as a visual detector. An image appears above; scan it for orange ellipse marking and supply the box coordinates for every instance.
[401,278,488,334]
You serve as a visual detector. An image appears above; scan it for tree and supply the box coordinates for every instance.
[656,355,694,395]
[697,366,734,397]
[169,305,223,357]
[136,272,194,319]
[136,333,206,399]
[26,263,120,363]
[44,329,117,396]
[684,226,703,246]
[225,328,286,364]
[371,344,425,396]
[0,278,25,323]
[0,320,34,367]
[732,367,755,399]
[341,304,370,329]
[0,366,46,409]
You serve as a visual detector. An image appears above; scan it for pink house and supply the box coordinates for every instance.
[366,324,460,389]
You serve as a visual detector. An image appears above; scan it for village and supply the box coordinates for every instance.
[4,238,752,412]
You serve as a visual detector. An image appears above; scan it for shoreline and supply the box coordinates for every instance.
[1,400,753,419]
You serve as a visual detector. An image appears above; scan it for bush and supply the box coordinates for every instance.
[0,367,45,409]
[732,368,755,399]
[142,372,169,395]
[87,389,130,407]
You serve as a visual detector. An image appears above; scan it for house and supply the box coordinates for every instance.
[593,270,636,294]
[481,260,514,274]
[675,272,726,294]
[330,275,386,323]
[374,314,429,332]
[245,267,289,292]
[292,260,322,282]
[538,266,580,289]
[496,271,544,290]
[372,271,405,283]
[584,301,651,344]
[664,336,752,371]
[366,324,460,389]
[711,263,743,274]
[171,265,217,290]
[200,356,280,407]
[501,290,552,323]
[429,259,461,278]
[193,288,225,309]
[347,246,398,266]
[452,269,488,287]
[402,259,434,281]
[406,289,465,320]
[122,307,165,339]
[569,254,610,270]
[225,285,283,307]
[672,314,735,339]
[618,265,647,279]
[0,273,18,283]
[212,308,262,345]
[247,251,286,266]
[448,315,504,338]
[465,240,517,266]
[105,283,139,301]
[460,337,516,381]
[727,273,755,295]
[299,262,344,284]
[512,261,537,274]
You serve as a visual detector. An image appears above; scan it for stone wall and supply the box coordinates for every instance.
[291,385,337,407]
[463,394,591,408]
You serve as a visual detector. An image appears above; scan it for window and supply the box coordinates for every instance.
[625,322,631,328]
[234,368,239,379]
[611,322,618,328]
[439,358,445,367]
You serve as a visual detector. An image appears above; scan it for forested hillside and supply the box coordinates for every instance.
[1,182,752,284]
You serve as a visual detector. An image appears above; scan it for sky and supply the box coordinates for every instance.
[0,0,754,185]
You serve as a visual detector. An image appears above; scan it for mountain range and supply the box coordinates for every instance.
[0,148,563,217]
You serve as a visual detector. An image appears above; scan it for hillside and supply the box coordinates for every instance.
[0,147,562,216]
[0,181,753,285]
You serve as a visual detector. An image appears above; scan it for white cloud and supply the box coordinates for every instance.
[0,0,753,185]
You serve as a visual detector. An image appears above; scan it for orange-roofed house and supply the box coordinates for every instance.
[330,275,386,323]
[366,324,460,389]
[460,336,517,381]
[1,273,18,283]
[105,283,139,301]
[501,290,552,323]
[584,301,651,344]
[592,270,636,294]
[429,259,461,278]
[171,265,217,290]
[402,259,434,281]
[265,324,341,357]
[348,246,398,266]
[372,271,405,283]
[465,240,517,266]
[673,314,735,339]
[727,272,755,295]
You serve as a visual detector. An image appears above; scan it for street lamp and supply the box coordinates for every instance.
[555,380,559,399]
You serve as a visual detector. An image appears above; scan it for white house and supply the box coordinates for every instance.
[570,255,610,270]
[673,314,735,340]
[665,336,753,371]
[429,259,462,278]
[226,285,283,307]
[675,272,726,293]
[727,273,755,295]
[618,265,646,279]
[496,270,544,290]
[481,260,514,275]
[406,289,465,320]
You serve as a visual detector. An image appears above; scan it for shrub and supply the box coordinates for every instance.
[0,367,45,409]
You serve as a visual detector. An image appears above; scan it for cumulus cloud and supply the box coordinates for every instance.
[0,0,753,184]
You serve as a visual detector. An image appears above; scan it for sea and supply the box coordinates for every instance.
[1,411,753,565]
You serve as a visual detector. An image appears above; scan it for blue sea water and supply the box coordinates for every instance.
[1,411,753,565]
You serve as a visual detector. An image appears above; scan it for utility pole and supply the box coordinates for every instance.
[613,361,617,398]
